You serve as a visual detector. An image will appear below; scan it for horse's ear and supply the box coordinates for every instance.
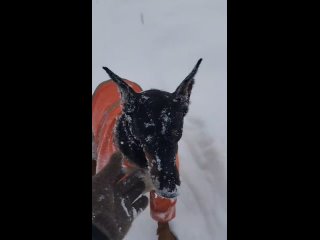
[173,58,202,103]
[102,67,137,113]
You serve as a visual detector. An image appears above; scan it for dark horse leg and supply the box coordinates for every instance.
[157,222,178,240]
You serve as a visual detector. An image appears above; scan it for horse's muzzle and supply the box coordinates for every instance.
[143,148,180,199]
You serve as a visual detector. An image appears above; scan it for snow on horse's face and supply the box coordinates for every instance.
[103,59,202,198]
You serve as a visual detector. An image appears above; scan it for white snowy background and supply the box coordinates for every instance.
[92,0,227,239]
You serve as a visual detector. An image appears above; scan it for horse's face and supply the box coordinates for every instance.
[103,59,202,198]
[130,90,186,198]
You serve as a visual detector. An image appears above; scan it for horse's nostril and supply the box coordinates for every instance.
[149,173,180,199]
[155,186,179,199]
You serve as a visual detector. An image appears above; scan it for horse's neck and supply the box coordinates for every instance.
[115,114,147,168]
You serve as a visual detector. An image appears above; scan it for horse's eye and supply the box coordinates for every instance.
[172,129,179,136]
[171,129,182,141]
[181,107,189,116]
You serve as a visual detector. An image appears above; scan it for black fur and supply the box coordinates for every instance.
[103,59,202,198]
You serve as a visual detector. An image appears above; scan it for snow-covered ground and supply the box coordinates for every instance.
[92,0,227,239]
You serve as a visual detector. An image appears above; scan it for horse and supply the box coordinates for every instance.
[92,58,202,239]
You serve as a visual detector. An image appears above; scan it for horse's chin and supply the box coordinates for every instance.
[142,172,179,199]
